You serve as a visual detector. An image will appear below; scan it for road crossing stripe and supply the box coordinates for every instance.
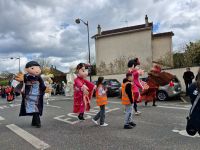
[0,116,5,121]
[157,105,189,110]
[6,124,50,150]
[46,104,61,108]
[109,101,190,110]
[109,101,121,104]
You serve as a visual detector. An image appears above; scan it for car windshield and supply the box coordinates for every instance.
[109,80,120,85]
[172,77,179,82]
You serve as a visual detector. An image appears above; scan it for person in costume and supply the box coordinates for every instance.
[73,63,95,120]
[127,58,144,115]
[5,85,15,103]
[141,64,175,106]
[41,70,53,105]
[121,73,136,129]
[15,61,46,128]
[187,67,200,136]
[92,77,108,126]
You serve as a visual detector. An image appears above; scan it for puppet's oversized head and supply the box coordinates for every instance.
[76,63,88,79]
[150,64,161,73]
[128,58,140,70]
[25,61,41,76]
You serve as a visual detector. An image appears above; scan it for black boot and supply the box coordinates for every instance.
[32,113,41,128]
[31,115,37,126]
[152,100,157,106]
[124,124,133,129]
[145,102,148,106]
[35,115,41,128]
[129,122,136,127]
[78,113,85,120]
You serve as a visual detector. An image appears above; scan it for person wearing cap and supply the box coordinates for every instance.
[15,61,46,128]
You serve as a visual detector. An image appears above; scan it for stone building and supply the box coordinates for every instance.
[92,15,174,75]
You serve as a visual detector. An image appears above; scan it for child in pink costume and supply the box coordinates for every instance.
[127,58,144,115]
[73,63,95,120]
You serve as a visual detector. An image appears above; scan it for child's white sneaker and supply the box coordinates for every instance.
[92,119,98,125]
[100,123,108,127]
[135,111,141,115]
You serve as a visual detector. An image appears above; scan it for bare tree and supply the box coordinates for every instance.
[35,57,52,72]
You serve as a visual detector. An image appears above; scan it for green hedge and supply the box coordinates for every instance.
[0,80,9,86]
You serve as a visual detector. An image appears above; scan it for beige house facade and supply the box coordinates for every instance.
[92,15,174,75]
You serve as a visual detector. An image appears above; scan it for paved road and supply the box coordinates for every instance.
[0,96,199,150]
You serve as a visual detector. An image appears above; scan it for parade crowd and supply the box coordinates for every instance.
[1,58,200,136]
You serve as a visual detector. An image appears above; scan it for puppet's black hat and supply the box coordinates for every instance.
[25,61,40,68]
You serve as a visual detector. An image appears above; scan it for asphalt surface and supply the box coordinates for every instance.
[0,96,199,150]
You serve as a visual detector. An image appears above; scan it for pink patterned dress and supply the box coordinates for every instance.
[73,77,95,113]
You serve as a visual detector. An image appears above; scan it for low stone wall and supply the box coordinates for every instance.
[90,66,199,92]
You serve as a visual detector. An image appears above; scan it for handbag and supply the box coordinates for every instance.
[186,93,200,136]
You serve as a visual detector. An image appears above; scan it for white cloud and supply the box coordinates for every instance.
[0,0,200,72]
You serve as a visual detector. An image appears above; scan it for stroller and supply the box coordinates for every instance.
[186,94,200,136]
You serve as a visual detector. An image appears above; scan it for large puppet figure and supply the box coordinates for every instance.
[127,58,145,115]
[141,64,175,106]
[73,63,95,120]
[15,61,46,128]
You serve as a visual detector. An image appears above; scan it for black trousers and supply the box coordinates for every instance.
[185,81,192,95]
[133,101,137,112]
[32,113,41,126]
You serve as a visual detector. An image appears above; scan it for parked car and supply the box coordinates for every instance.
[93,79,121,97]
[140,76,182,101]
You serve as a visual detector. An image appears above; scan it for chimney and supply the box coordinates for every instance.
[145,15,149,27]
[97,24,101,35]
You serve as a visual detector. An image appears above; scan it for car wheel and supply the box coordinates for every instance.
[157,91,168,101]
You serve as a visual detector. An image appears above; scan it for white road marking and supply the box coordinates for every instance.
[0,116,5,121]
[173,129,200,138]
[0,105,9,109]
[105,108,120,113]
[6,124,50,150]
[157,105,189,110]
[9,104,21,107]
[109,101,191,110]
[109,101,121,104]
[54,107,120,125]
[0,104,20,110]
[48,97,72,101]
[46,104,61,109]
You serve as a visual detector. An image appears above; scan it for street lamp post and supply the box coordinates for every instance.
[75,18,92,82]
[10,57,21,72]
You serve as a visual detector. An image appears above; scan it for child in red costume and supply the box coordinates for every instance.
[73,63,95,120]
[5,86,15,103]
